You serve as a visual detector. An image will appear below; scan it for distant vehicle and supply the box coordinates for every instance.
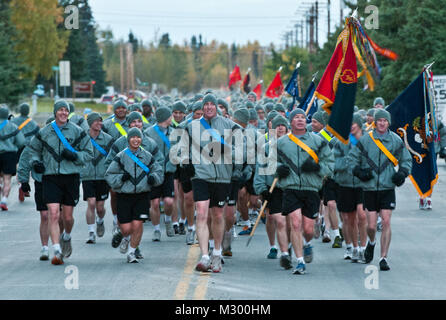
[100,94,114,104]
[127,90,147,102]
[33,84,45,97]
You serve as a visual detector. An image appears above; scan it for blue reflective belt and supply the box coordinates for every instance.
[90,138,107,156]
[51,121,77,153]
[200,117,225,145]
[154,124,171,149]
[124,149,150,174]
[349,133,358,146]
[0,120,8,131]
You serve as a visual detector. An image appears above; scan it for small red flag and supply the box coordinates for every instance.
[265,72,283,98]
[241,71,251,94]
[229,65,242,88]
[253,82,262,100]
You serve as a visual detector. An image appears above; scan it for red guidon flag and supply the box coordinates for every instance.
[315,23,358,144]
[253,81,262,100]
[228,65,242,88]
[265,71,284,98]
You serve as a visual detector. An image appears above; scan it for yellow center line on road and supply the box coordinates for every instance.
[193,273,211,300]
[174,243,206,300]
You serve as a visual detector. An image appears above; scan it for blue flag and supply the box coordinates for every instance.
[387,71,438,197]
[285,67,302,111]
[297,81,318,123]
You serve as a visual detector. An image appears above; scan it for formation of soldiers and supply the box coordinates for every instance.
[2,91,445,274]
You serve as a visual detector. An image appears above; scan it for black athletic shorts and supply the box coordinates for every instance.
[266,187,283,214]
[34,181,47,211]
[191,179,230,208]
[0,151,17,175]
[363,189,396,212]
[226,181,242,206]
[82,180,109,201]
[322,178,338,205]
[42,174,80,206]
[243,174,257,195]
[151,172,175,200]
[336,186,364,213]
[116,192,150,224]
[282,189,320,219]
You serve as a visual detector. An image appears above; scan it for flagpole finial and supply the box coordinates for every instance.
[424,61,435,71]
[278,66,283,72]
[247,67,251,73]
[260,80,263,84]
[312,71,319,81]
[296,62,301,69]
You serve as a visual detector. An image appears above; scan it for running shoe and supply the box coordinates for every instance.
[165,221,175,237]
[39,247,49,261]
[351,248,359,263]
[293,262,306,275]
[119,238,130,254]
[195,255,211,272]
[127,252,138,263]
[426,198,432,210]
[96,221,105,237]
[61,236,72,258]
[332,236,342,248]
[179,223,186,235]
[322,230,331,243]
[419,198,426,210]
[379,258,390,271]
[359,249,366,263]
[112,229,123,248]
[51,251,64,265]
[267,248,278,259]
[344,247,353,260]
[364,242,375,264]
[173,224,179,235]
[238,225,252,236]
[135,247,144,259]
[152,230,161,242]
[303,244,313,263]
[86,232,96,244]
[280,254,292,270]
[186,229,195,245]
[0,203,8,211]
[211,255,223,273]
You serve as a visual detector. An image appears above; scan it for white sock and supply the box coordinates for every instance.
[346,243,353,249]
[179,218,186,224]
[353,246,359,251]
[53,244,61,253]
[88,224,95,233]
[339,221,343,229]
[124,235,130,241]
[333,229,340,237]
[360,246,366,252]
[96,217,104,224]
[1,196,7,204]
[213,248,222,256]
[154,224,160,231]
[127,246,136,255]
[63,232,71,241]
[270,245,277,250]
[209,240,215,248]
[113,215,118,225]
[243,220,251,227]
[42,245,49,251]
[173,222,179,226]
[369,240,376,246]
[202,254,210,260]
[297,257,305,264]
[188,225,195,232]
[303,239,311,246]
[164,215,172,223]
[281,252,289,256]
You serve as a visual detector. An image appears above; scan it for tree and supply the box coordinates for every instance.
[0,0,30,106]
[10,0,69,80]
[61,0,106,97]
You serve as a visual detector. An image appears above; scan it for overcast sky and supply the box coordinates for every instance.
[89,0,345,47]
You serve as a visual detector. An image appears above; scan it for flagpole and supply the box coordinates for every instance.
[296,62,302,98]
[305,71,319,115]
[276,66,285,103]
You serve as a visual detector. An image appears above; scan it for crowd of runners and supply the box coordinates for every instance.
[2,90,445,275]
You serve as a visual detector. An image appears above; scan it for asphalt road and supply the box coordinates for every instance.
[1,160,446,300]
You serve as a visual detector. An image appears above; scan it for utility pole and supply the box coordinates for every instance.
[309,4,315,53]
[327,0,331,38]
[340,0,344,26]
[315,1,319,50]
[120,44,124,94]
